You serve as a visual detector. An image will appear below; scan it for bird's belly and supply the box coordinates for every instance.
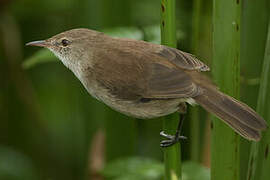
[81,78,184,118]
[97,95,183,119]
[110,100,181,118]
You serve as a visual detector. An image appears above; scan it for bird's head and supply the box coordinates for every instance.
[26,28,102,69]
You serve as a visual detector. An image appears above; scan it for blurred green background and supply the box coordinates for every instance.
[1,0,268,180]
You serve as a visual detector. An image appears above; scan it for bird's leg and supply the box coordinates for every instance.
[160,114,187,147]
[160,103,187,148]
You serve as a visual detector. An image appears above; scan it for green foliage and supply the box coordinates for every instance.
[239,1,269,179]
[143,25,161,44]
[182,161,210,180]
[0,146,39,180]
[22,49,57,69]
[248,19,270,180]
[212,0,240,180]
[103,27,143,40]
[101,157,164,180]
[101,157,210,180]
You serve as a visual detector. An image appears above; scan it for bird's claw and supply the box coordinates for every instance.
[160,131,187,148]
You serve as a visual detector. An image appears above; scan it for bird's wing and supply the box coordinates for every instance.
[153,46,210,71]
[107,36,209,72]
[143,62,202,99]
[92,42,203,100]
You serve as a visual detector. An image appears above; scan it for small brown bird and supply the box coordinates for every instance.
[27,28,267,146]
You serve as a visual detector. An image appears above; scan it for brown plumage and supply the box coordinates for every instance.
[26,28,267,141]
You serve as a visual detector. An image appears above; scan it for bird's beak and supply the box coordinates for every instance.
[26,40,50,47]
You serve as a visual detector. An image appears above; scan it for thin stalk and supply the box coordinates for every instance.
[191,0,202,54]
[160,0,181,179]
[189,0,202,162]
[190,0,212,163]
[190,0,213,165]
[211,0,241,180]
[240,1,269,180]
[247,19,270,180]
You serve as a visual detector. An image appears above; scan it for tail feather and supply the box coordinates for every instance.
[193,88,267,141]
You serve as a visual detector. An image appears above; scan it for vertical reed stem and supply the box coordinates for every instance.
[190,0,202,162]
[240,1,269,179]
[247,18,270,180]
[211,0,241,179]
[160,0,181,179]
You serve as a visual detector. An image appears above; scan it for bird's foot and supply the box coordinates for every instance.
[160,131,187,148]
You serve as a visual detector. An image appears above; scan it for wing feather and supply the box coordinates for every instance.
[155,46,210,71]
[144,63,202,98]
[91,38,205,100]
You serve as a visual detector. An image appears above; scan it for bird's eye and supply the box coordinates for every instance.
[61,39,70,46]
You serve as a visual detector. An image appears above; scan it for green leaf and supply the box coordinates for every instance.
[248,18,270,180]
[143,25,161,44]
[182,161,210,180]
[101,157,164,180]
[22,48,57,69]
[0,146,39,180]
[102,27,144,40]
[101,157,210,180]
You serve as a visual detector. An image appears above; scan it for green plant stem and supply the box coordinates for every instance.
[189,0,201,162]
[211,0,241,180]
[247,19,270,180]
[190,0,212,164]
[189,0,208,163]
[239,1,269,180]
[160,0,181,179]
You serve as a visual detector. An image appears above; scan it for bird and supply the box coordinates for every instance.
[26,28,267,146]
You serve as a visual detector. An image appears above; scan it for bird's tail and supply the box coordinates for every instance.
[193,88,267,141]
